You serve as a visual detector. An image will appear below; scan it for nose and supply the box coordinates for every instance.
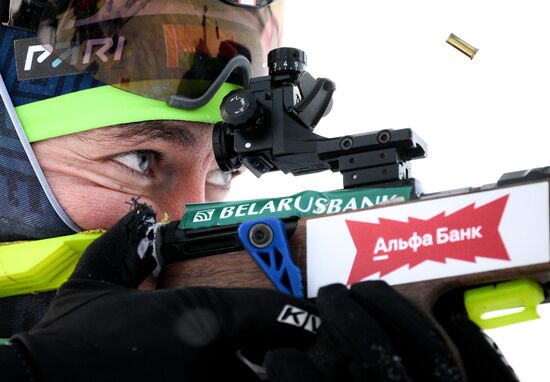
[155,125,216,222]
[158,167,208,222]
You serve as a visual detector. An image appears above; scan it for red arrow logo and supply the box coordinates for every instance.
[346,195,510,284]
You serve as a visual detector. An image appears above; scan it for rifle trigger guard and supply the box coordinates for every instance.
[238,218,304,298]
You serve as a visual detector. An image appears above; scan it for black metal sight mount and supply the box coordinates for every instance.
[212,47,427,191]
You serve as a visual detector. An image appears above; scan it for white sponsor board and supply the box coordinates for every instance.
[306,182,550,297]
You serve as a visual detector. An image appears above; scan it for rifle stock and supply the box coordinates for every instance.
[158,177,549,377]
[160,177,550,327]
[159,220,550,313]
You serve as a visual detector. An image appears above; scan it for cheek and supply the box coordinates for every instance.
[50,164,213,229]
[56,185,139,230]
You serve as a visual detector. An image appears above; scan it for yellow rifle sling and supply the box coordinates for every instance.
[0,232,103,298]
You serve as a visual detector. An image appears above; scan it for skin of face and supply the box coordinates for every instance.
[32,120,233,230]
[32,120,253,289]
[28,2,283,289]
[24,0,285,290]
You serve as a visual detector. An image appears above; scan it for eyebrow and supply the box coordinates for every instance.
[105,120,206,148]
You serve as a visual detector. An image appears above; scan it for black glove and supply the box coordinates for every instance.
[10,203,318,382]
[264,281,519,382]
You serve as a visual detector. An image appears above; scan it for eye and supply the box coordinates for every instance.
[206,168,233,188]
[113,150,154,174]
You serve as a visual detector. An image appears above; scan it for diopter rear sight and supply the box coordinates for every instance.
[213,47,426,192]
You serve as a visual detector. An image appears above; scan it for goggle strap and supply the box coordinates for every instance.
[169,55,252,110]
[17,83,241,142]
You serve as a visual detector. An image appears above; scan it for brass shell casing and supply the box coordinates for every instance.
[446,33,478,59]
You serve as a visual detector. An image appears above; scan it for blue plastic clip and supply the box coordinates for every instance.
[238,218,304,298]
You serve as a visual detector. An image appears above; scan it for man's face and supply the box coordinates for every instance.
[32,120,235,230]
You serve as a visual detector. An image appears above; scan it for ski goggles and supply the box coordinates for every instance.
[4,0,283,110]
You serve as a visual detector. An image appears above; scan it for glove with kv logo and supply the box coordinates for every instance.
[264,281,519,382]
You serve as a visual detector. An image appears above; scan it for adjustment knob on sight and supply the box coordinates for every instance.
[268,47,307,75]
[220,89,260,128]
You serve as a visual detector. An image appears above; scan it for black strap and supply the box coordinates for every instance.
[0,1,9,25]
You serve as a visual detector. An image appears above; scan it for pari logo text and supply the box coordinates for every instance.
[345,195,510,284]
[15,37,126,81]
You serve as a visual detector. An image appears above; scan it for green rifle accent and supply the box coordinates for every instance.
[464,278,545,329]
[180,186,413,229]
[0,339,11,346]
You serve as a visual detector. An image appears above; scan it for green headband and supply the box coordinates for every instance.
[15,83,240,142]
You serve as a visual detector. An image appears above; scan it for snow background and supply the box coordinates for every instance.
[227,1,550,380]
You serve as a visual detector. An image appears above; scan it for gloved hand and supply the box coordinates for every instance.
[10,203,318,382]
[264,281,519,382]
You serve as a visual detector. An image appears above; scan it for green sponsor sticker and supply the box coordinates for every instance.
[180,186,413,229]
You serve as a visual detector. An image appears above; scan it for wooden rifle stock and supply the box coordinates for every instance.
[157,180,550,380]
[159,218,550,312]
[160,180,550,380]
[158,177,550,377]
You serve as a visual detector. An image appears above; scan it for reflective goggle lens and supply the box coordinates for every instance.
[15,0,283,108]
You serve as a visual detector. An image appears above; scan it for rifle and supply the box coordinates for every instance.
[157,47,550,334]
